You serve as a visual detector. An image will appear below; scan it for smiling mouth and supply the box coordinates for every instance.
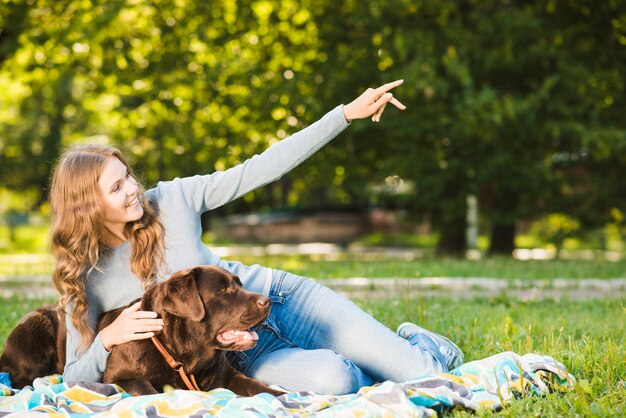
[125,197,139,208]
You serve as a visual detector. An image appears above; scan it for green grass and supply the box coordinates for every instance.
[358,295,626,417]
[353,232,440,248]
[224,254,626,279]
[2,252,626,279]
[0,294,624,416]
[0,297,56,347]
[2,224,625,279]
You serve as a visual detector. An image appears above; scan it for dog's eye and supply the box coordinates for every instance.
[220,284,227,292]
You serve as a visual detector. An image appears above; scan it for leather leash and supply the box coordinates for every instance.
[150,336,201,391]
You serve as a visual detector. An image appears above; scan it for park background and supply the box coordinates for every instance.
[0,1,625,416]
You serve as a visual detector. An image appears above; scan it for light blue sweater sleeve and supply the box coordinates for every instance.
[62,303,110,383]
[162,104,349,213]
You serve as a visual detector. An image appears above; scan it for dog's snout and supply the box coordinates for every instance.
[257,296,270,307]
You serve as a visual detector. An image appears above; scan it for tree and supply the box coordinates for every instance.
[2,0,625,256]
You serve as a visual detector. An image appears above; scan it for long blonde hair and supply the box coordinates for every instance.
[50,145,165,351]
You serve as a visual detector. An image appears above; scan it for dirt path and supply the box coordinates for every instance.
[318,277,626,300]
[2,275,626,300]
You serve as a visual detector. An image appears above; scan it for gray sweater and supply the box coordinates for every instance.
[63,105,350,382]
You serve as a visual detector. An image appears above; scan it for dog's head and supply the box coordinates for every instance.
[150,265,270,351]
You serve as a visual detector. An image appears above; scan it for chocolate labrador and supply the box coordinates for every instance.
[0,265,282,397]
[0,305,66,389]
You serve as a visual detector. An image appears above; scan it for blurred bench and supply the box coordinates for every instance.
[215,210,370,244]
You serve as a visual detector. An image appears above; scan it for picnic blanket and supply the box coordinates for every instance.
[0,351,574,417]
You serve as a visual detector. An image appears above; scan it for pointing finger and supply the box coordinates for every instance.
[373,79,404,97]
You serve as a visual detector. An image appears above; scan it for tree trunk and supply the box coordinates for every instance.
[0,2,28,65]
[488,222,516,256]
[280,178,291,207]
[34,74,70,209]
[436,216,467,256]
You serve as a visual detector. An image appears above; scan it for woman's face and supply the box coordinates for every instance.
[98,157,144,235]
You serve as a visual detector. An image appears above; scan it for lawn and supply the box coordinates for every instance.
[361,295,625,417]
[1,235,625,416]
[3,252,626,280]
[228,253,626,280]
[0,293,624,416]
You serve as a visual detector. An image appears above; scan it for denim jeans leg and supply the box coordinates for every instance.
[266,271,444,384]
[226,297,373,394]
[245,347,373,394]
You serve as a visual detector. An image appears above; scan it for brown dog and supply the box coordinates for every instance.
[0,265,282,397]
[0,306,66,388]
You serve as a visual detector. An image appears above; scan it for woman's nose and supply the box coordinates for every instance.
[126,184,137,196]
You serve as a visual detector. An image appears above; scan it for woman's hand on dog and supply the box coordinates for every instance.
[99,301,164,351]
[343,79,406,123]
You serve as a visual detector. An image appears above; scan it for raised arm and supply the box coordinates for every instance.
[157,80,406,214]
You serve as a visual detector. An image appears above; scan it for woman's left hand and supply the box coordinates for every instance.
[343,79,406,123]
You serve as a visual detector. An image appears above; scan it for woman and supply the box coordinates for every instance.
[50,80,463,394]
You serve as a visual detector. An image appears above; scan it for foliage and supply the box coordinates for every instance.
[531,213,581,253]
[1,0,625,254]
[0,224,49,254]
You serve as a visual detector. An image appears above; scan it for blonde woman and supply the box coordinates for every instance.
[50,80,463,394]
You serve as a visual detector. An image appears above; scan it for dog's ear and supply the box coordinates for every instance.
[161,267,205,321]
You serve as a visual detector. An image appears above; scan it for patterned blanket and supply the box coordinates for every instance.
[0,351,574,417]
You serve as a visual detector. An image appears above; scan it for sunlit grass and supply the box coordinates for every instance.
[2,251,626,279]
[0,295,623,416]
[359,296,626,417]
[223,254,626,280]
[0,297,56,347]
[352,232,439,248]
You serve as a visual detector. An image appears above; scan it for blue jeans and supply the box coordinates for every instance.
[226,270,446,394]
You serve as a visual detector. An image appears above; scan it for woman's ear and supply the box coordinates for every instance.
[160,267,205,321]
